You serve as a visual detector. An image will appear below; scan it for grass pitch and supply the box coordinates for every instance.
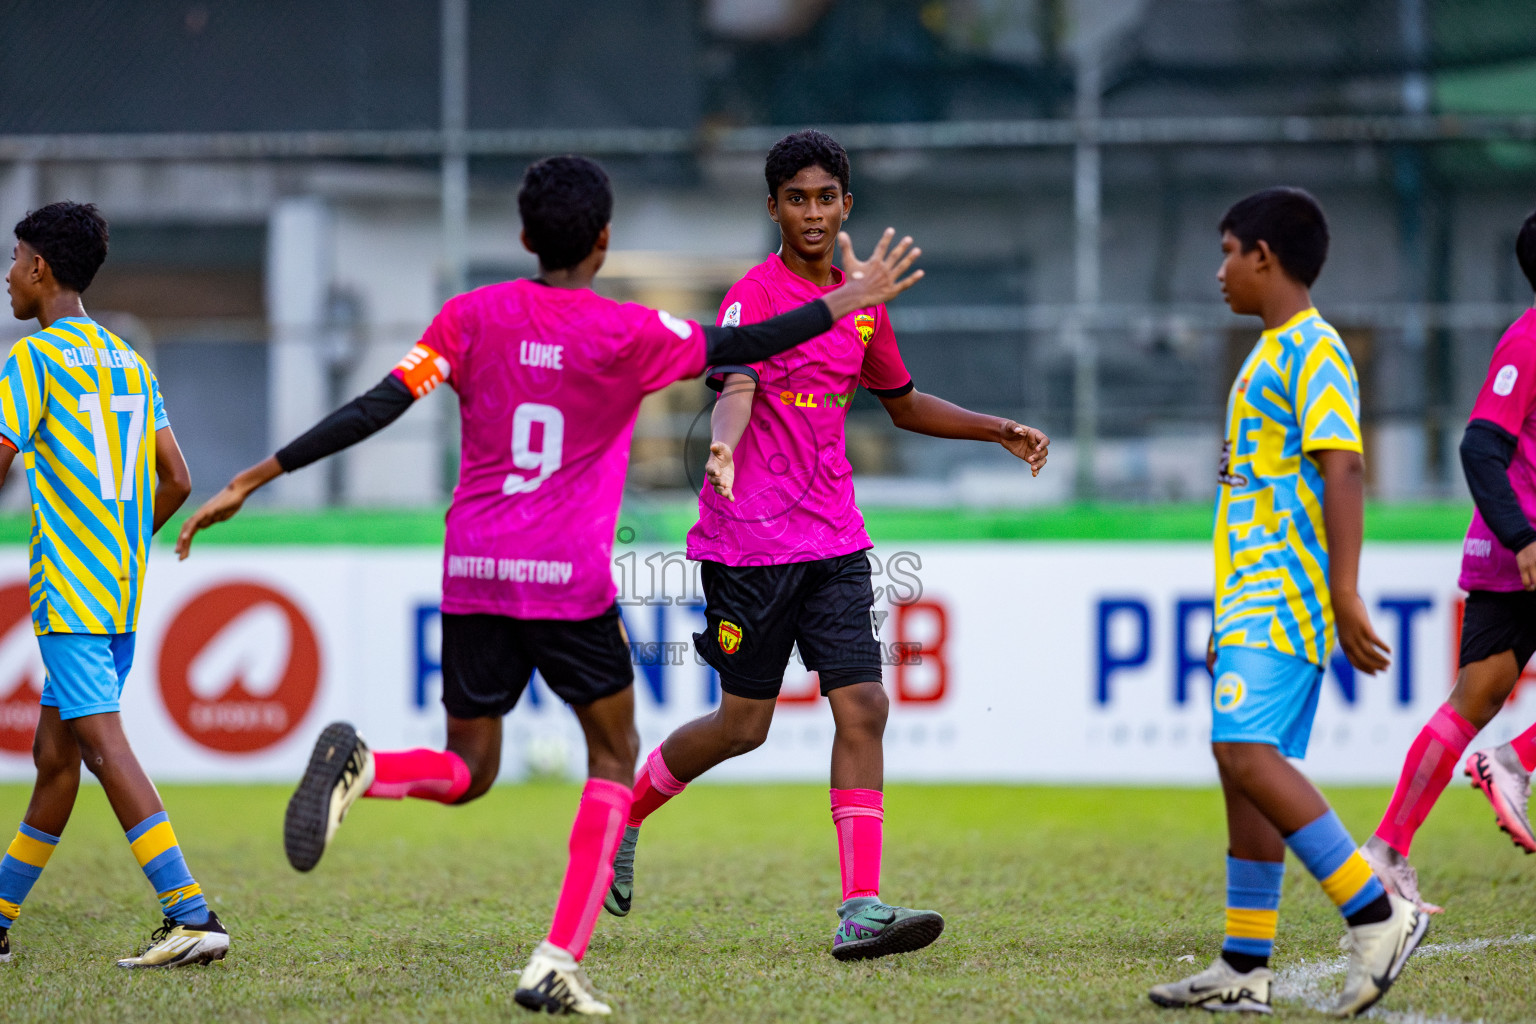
[0,781,1531,1023]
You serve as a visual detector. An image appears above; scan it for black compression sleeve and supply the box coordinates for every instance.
[274,374,416,473]
[703,298,834,368]
[1461,418,1536,553]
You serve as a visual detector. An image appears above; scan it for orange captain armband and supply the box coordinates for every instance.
[393,344,452,398]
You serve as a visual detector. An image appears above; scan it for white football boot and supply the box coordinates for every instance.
[514,940,612,1016]
[1148,956,1273,1013]
[284,721,375,872]
[1330,893,1428,1017]
[115,912,230,968]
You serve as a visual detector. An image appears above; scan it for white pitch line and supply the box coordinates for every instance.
[1272,933,1536,1024]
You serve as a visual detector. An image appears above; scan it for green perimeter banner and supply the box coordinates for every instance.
[15,500,1473,547]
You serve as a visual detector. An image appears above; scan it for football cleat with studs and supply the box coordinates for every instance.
[115,912,229,968]
[1330,893,1428,1018]
[285,721,375,872]
[603,825,639,917]
[0,927,10,964]
[514,940,611,1016]
[831,897,945,961]
[1465,744,1536,853]
[1148,956,1273,1014]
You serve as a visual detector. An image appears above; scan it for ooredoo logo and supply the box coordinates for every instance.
[158,582,321,754]
[0,584,42,754]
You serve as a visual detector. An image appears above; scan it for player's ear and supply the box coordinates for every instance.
[766,193,779,223]
[1253,239,1275,273]
[593,224,611,254]
[519,230,536,256]
[842,191,853,219]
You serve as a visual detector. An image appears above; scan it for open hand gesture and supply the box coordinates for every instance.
[825,228,924,319]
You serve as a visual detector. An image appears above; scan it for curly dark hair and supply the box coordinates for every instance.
[13,201,110,293]
[1218,187,1329,287]
[1518,209,1536,294]
[765,130,850,199]
[517,155,613,272]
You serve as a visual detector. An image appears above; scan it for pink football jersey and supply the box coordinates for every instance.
[685,253,912,566]
[396,280,705,619]
[1460,309,1536,592]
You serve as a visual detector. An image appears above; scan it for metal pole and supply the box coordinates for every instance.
[1072,46,1102,501]
[440,0,468,300]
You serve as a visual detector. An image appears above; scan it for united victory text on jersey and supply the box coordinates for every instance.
[392,280,706,621]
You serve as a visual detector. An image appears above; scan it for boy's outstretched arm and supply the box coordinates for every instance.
[1316,447,1390,673]
[151,427,192,534]
[876,389,1049,476]
[175,374,417,558]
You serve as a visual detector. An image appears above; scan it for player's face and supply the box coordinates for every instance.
[768,166,851,261]
[1217,230,1264,316]
[5,241,41,320]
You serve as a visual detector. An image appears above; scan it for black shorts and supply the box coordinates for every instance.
[441,605,633,719]
[1459,590,1536,671]
[692,551,884,701]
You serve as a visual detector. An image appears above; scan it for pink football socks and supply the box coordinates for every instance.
[1510,719,1536,772]
[546,778,632,959]
[365,748,472,804]
[627,745,687,828]
[1375,702,1478,854]
[830,788,883,901]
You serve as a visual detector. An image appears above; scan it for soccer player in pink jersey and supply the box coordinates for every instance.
[1362,209,1536,910]
[603,131,1050,962]
[175,155,924,1015]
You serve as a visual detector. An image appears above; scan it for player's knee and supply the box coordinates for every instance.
[832,681,888,737]
[722,715,771,757]
[1211,741,1269,784]
[31,736,76,779]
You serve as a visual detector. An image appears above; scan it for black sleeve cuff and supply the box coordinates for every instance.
[866,379,915,399]
[705,365,761,393]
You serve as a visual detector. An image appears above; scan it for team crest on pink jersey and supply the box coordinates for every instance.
[718,620,743,654]
[855,313,876,346]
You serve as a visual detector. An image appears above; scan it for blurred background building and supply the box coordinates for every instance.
[2,0,1534,510]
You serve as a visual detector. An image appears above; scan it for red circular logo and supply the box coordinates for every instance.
[158,582,321,753]
[0,583,42,755]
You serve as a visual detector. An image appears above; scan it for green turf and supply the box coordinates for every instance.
[0,782,1529,1023]
[0,500,1470,548]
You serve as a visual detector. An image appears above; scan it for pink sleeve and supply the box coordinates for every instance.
[629,305,708,394]
[709,279,776,385]
[391,300,463,397]
[1468,329,1536,436]
[718,279,775,329]
[858,305,912,392]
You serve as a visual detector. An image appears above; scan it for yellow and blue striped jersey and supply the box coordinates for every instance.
[1214,308,1363,667]
[0,317,169,635]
